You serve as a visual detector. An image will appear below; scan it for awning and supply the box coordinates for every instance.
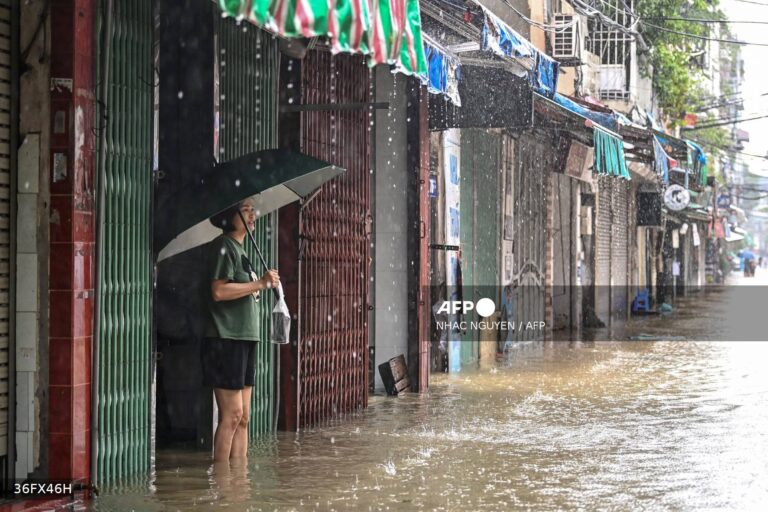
[725,230,746,243]
[430,65,532,130]
[217,0,427,76]
[421,37,461,106]
[682,207,710,223]
[552,93,617,131]
[480,6,558,97]
[686,140,708,186]
[730,205,747,222]
[533,93,629,179]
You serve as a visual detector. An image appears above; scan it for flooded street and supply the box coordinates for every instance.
[91,281,768,511]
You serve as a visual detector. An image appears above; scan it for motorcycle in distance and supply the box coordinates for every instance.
[741,248,757,277]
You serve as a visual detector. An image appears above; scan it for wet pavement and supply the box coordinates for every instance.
[89,275,768,511]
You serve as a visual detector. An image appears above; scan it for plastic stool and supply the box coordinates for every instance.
[632,289,651,313]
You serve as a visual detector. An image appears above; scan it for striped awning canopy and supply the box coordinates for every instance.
[218,0,427,75]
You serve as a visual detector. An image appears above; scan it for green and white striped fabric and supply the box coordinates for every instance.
[218,0,427,76]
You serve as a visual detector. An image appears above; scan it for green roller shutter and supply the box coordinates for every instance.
[460,129,500,365]
[214,15,279,436]
[95,0,153,484]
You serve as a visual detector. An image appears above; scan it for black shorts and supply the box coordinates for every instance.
[201,338,257,390]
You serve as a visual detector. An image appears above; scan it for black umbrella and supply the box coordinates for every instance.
[155,148,345,344]
[156,149,344,260]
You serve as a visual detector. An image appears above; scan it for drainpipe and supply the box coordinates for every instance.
[92,0,114,488]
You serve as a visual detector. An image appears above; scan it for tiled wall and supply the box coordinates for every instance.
[47,0,95,482]
[15,134,40,478]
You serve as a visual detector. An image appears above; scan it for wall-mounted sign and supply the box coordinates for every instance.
[664,184,690,211]
[429,175,438,198]
[716,193,731,209]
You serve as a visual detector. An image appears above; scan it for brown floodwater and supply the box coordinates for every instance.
[88,284,768,511]
[87,342,768,511]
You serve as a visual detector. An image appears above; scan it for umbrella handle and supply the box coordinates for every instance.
[239,210,281,302]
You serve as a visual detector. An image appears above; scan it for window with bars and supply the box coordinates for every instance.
[585,0,633,100]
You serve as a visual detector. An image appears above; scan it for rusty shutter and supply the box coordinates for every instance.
[298,51,371,427]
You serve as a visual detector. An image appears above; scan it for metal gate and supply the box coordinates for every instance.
[460,129,500,362]
[215,13,279,437]
[513,135,547,342]
[96,0,153,483]
[298,51,371,427]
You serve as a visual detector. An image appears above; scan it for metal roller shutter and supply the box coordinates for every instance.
[96,0,153,484]
[460,129,500,362]
[298,51,371,427]
[513,136,546,342]
[611,180,629,318]
[214,13,279,438]
[0,0,11,463]
[595,177,612,325]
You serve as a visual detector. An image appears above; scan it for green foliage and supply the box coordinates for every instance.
[636,0,730,120]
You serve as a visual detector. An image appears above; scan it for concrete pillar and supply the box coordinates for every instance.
[373,67,408,392]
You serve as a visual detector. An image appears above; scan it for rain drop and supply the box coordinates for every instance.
[177,90,184,99]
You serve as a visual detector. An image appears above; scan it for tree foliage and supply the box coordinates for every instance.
[635,0,727,120]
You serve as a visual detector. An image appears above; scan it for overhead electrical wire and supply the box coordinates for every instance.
[494,0,579,33]
[732,0,768,6]
[641,21,768,47]
[643,17,768,24]
[684,112,768,131]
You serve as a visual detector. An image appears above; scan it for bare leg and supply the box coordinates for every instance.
[213,388,243,462]
[230,386,252,459]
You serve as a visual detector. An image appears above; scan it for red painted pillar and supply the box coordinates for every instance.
[48,0,95,483]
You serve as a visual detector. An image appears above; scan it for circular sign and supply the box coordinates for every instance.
[664,184,690,211]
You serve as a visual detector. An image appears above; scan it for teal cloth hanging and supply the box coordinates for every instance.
[592,127,630,180]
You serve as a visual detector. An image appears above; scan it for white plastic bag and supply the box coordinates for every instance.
[271,283,291,344]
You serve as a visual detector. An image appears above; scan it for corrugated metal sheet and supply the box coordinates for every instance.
[0,0,11,463]
[214,13,279,437]
[96,0,153,483]
[513,135,546,342]
[460,129,500,362]
[299,51,371,427]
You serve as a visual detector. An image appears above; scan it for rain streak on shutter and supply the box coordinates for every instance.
[96,0,153,484]
[214,15,279,436]
[0,0,11,460]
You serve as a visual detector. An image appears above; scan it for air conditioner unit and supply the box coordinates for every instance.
[552,14,582,60]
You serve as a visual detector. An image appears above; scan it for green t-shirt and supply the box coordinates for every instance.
[204,234,261,341]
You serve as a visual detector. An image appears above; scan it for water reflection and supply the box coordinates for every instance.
[92,339,768,511]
